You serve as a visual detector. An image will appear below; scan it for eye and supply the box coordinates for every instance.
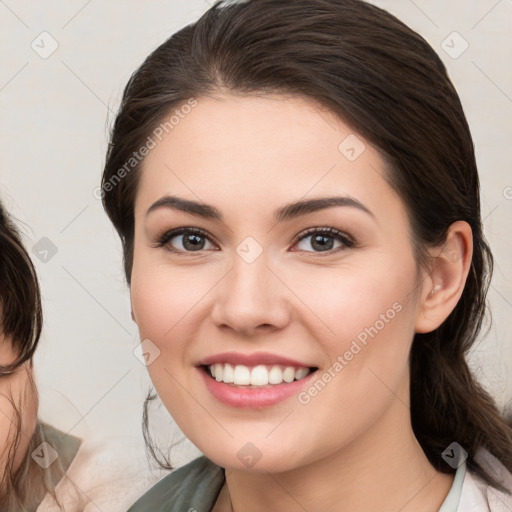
[292,227,354,254]
[153,227,217,254]
[152,226,355,256]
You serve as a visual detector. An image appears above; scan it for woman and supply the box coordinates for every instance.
[100,0,512,510]
[0,199,82,511]
[0,199,163,512]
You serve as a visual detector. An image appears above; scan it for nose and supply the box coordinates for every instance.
[210,252,292,337]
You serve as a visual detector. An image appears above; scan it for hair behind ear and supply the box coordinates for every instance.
[410,332,512,493]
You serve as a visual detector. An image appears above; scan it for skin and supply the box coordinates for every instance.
[130,93,473,512]
[0,333,38,485]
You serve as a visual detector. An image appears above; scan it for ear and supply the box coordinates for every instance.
[415,221,473,334]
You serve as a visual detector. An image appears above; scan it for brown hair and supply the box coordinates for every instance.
[0,203,42,377]
[0,200,66,510]
[101,0,512,491]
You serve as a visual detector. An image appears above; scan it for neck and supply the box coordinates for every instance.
[221,381,454,512]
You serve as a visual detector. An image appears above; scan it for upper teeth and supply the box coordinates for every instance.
[208,363,311,386]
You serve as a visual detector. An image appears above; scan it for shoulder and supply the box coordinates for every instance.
[37,430,169,512]
[38,422,82,473]
[459,449,512,512]
[127,455,225,512]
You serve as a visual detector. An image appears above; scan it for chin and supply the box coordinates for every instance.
[193,436,309,474]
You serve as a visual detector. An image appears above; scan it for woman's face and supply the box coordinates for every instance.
[130,93,428,472]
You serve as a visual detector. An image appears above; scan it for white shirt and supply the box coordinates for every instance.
[440,449,512,511]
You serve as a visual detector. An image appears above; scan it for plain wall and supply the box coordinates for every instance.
[1,0,511,462]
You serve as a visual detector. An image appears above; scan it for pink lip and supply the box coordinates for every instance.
[197,366,318,409]
[197,351,314,368]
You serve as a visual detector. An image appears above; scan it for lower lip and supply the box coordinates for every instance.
[198,367,317,409]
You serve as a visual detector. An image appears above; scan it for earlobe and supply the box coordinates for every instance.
[415,221,473,334]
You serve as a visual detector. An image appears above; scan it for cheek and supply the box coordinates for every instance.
[0,391,16,478]
[130,253,222,385]
[130,261,202,422]
[287,255,418,351]
[290,254,419,416]
[0,367,38,476]
[131,253,204,340]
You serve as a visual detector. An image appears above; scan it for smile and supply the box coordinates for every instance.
[198,365,318,409]
[206,363,313,387]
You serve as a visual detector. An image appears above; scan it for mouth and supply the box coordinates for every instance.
[196,352,319,407]
[201,363,318,388]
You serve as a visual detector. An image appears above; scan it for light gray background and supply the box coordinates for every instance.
[1,0,511,462]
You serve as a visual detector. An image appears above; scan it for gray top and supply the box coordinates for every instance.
[31,422,82,511]
[127,456,225,512]
[127,455,467,512]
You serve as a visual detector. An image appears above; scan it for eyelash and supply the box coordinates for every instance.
[152,226,355,256]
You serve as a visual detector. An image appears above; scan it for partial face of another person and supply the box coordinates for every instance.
[130,93,430,472]
[0,328,38,481]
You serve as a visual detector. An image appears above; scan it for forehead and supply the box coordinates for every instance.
[134,93,404,224]
[143,93,354,168]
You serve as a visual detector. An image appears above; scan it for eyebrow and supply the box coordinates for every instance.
[146,195,375,223]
